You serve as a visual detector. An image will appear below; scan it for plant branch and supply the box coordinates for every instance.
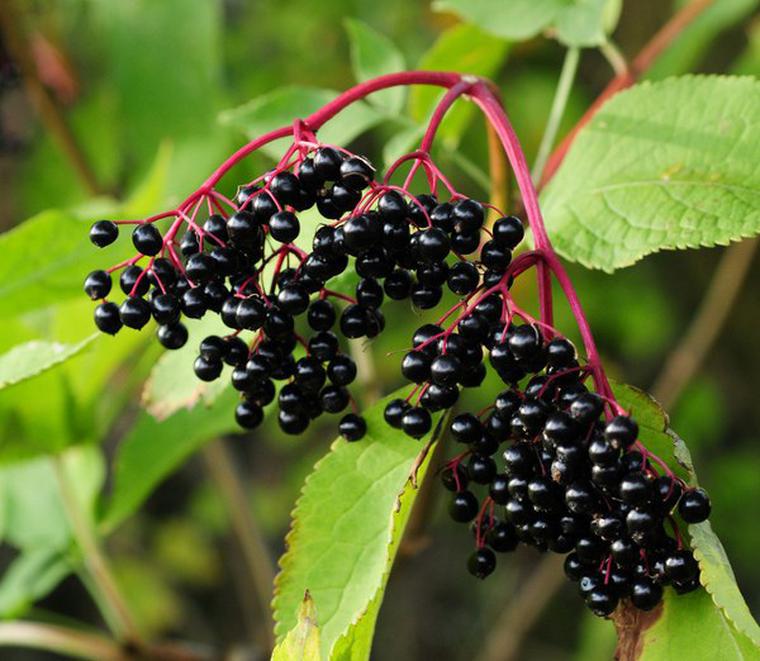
[0,622,125,661]
[599,40,629,76]
[0,0,102,195]
[474,554,566,661]
[201,440,276,650]
[531,47,580,186]
[651,238,758,409]
[52,456,142,646]
[540,0,715,187]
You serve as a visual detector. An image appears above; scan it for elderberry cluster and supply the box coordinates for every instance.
[424,327,711,617]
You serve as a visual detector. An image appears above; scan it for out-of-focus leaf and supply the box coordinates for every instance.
[409,24,508,149]
[648,0,759,80]
[382,123,425,170]
[344,19,406,115]
[433,0,619,46]
[0,336,97,391]
[273,389,444,658]
[0,549,71,618]
[101,387,239,532]
[87,0,223,183]
[141,315,230,420]
[541,76,760,272]
[272,592,322,661]
[0,445,104,551]
[219,87,384,159]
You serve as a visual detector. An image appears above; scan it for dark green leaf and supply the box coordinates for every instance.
[101,388,239,532]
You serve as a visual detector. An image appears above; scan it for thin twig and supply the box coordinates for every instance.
[474,554,566,661]
[651,238,758,409]
[531,47,580,186]
[201,440,276,650]
[599,40,629,76]
[52,456,142,646]
[0,622,125,661]
[540,0,715,187]
[0,0,102,195]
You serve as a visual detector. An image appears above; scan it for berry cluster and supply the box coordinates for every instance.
[83,71,713,621]
[421,326,712,616]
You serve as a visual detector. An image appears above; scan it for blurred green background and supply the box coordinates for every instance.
[0,0,758,659]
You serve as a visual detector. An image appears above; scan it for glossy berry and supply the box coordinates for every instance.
[131,224,163,256]
[94,302,122,334]
[157,322,187,350]
[119,297,151,329]
[384,398,410,429]
[605,416,639,449]
[84,270,112,300]
[90,220,119,247]
[630,579,663,611]
[339,413,366,441]
[269,211,300,243]
[402,407,432,439]
[449,490,479,522]
[492,216,524,249]
[678,488,711,523]
[235,400,263,429]
[467,548,496,579]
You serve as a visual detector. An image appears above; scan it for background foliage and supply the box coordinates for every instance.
[0,1,758,659]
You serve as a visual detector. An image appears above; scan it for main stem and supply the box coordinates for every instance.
[53,455,142,646]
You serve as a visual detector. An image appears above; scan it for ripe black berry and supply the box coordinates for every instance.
[467,548,496,579]
[449,490,479,522]
[84,270,112,300]
[90,220,119,247]
[678,488,711,523]
[94,302,122,334]
[339,413,366,441]
[402,407,432,439]
[131,224,163,256]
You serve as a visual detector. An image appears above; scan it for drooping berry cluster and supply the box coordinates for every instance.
[413,324,711,616]
[83,71,714,621]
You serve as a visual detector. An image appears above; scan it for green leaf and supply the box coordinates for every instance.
[273,389,445,658]
[541,76,760,272]
[433,0,558,41]
[142,315,231,420]
[0,446,104,551]
[0,336,97,391]
[554,0,616,48]
[638,589,758,660]
[409,24,508,148]
[433,0,619,46]
[272,591,322,661]
[344,19,406,115]
[101,388,239,532]
[219,87,384,158]
[0,143,175,320]
[0,549,71,618]
[690,522,760,646]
